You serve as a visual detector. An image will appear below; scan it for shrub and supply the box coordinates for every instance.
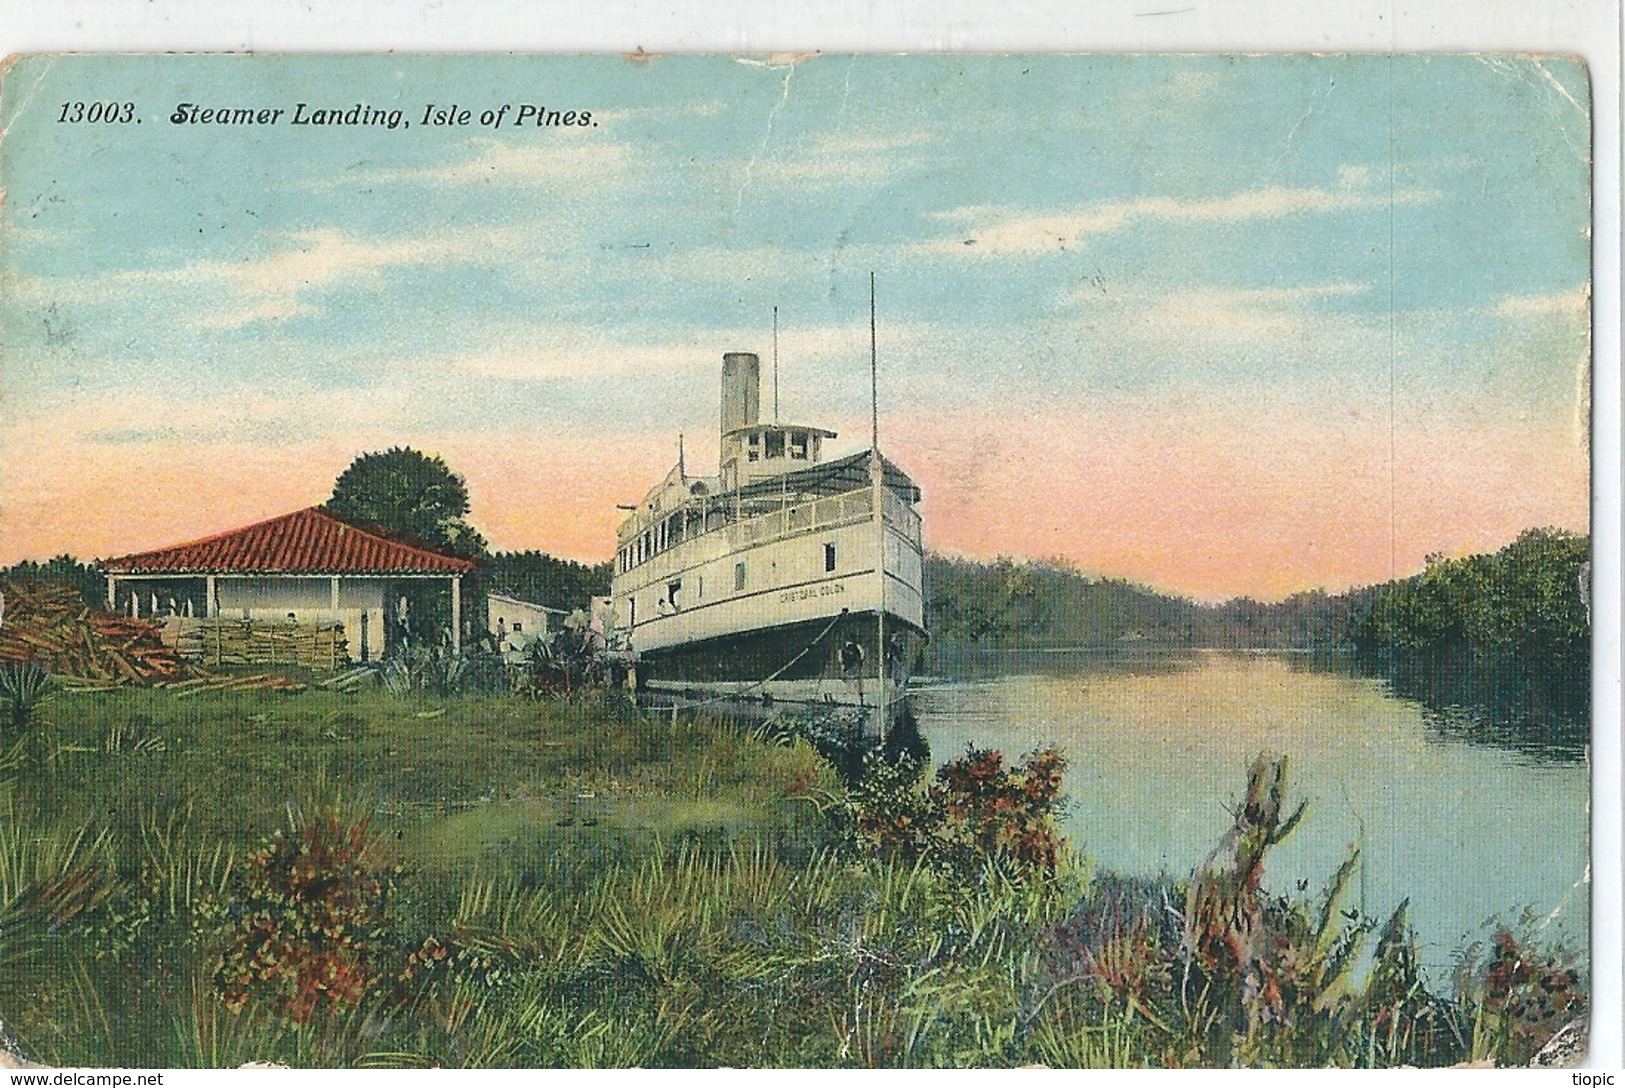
[216,808,399,1024]
[0,661,54,744]
[513,624,610,698]
[0,798,120,969]
[1470,928,1585,1066]
[847,745,1068,880]
[382,644,505,697]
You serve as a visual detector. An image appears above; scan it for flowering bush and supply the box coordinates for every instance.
[216,811,399,1024]
[849,745,1068,878]
[1475,928,1584,1065]
[935,747,1066,873]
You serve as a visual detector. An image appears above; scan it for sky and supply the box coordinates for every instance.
[0,53,1592,601]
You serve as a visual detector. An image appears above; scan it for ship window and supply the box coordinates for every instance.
[512,622,523,633]
[629,597,636,626]
[790,431,808,459]
[824,542,837,572]
[747,434,760,463]
[765,430,785,459]
[667,581,681,609]
[734,561,747,591]
[698,574,704,599]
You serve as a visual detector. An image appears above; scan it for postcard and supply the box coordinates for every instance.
[0,53,1593,1068]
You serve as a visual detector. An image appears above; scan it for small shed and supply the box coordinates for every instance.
[99,506,478,661]
[487,592,567,656]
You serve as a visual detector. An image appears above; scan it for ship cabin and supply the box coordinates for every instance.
[718,421,838,492]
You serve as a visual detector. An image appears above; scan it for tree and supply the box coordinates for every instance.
[325,447,487,559]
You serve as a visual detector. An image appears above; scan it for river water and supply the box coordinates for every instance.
[909,650,1589,975]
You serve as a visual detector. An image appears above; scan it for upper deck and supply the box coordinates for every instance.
[614,449,922,577]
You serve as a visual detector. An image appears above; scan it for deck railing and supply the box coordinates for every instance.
[725,487,923,552]
[624,485,922,573]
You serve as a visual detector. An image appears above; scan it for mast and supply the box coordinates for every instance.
[870,272,887,741]
[869,276,879,450]
[772,305,780,422]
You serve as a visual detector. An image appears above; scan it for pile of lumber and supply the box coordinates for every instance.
[0,579,197,684]
[174,619,348,670]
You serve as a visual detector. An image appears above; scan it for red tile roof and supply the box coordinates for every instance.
[101,507,477,575]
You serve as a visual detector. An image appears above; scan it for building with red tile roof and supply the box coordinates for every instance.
[100,506,477,657]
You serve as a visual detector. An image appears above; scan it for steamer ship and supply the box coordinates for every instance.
[610,337,926,728]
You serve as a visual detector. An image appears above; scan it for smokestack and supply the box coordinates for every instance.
[720,352,761,436]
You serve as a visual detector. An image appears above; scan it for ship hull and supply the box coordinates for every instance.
[635,609,925,717]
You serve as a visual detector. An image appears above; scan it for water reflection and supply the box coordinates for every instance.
[907,650,1589,977]
[927,646,1591,765]
[920,644,1203,682]
[1283,650,1588,764]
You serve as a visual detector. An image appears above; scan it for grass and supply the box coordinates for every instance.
[0,684,1588,1068]
[39,687,829,858]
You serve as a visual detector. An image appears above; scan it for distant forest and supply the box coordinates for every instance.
[923,554,1367,653]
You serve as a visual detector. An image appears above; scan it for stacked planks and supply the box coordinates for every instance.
[174,619,348,670]
[0,579,195,683]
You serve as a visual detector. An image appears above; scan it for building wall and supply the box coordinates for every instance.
[488,595,553,654]
[215,576,388,662]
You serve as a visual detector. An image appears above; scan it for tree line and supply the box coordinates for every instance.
[1350,528,1589,736]
[922,554,1367,652]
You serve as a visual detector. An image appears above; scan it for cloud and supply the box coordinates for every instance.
[309,138,636,190]
[150,228,509,330]
[424,318,930,382]
[1069,281,1376,341]
[733,54,824,69]
[21,382,425,450]
[920,175,1442,255]
[12,225,528,332]
[593,101,728,124]
[748,129,935,186]
[1164,69,1230,101]
[1495,286,1590,320]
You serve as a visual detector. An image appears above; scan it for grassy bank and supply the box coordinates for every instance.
[0,682,1586,1068]
[35,687,828,849]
